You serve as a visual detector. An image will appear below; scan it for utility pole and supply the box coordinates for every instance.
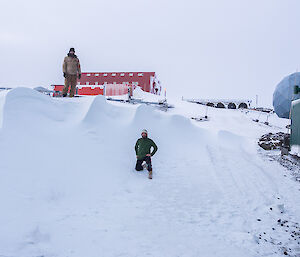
[256,95,258,109]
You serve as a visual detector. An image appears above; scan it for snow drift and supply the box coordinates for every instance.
[0,88,299,257]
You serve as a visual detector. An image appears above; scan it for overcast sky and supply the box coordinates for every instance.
[1,0,300,106]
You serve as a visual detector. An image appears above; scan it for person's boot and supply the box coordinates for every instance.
[148,170,152,179]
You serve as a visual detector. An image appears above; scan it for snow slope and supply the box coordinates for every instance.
[0,88,299,257]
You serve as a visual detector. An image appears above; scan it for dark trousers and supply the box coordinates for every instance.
[135,156,152,171]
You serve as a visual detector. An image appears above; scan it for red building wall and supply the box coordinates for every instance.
[53,72,156,96]
[53,85,104,95]
[78,72,155,92]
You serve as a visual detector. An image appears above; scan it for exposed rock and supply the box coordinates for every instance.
[258,132,289,151]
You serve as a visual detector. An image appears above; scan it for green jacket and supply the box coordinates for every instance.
[135,137,158,160]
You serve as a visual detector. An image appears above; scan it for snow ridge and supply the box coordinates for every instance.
[0,88,299,257]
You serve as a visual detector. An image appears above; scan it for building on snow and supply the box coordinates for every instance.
[52,72,161,96]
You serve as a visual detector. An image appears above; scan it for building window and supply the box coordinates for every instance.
[113,82,117,84]
[129,73,133,77]
[112,73,116,77]
[138,73,143,77]
[86,82,89,85]
[87,74,91,76]
[103,73,108,77]
[95,74,99,76]
[95,82,99,85]
[120,73,125,77]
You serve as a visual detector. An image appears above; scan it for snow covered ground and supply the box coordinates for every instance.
[0,88,299,257]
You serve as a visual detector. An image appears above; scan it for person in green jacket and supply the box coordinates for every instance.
[135,129,158,179]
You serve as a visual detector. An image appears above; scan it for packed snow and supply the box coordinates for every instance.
[0,88,299,257]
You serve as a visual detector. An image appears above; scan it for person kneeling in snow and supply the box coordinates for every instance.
[135,129,158,179]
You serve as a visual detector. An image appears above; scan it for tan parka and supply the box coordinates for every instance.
[63,55,81,76]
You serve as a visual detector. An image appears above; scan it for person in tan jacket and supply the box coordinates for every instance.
[62,48,81,97]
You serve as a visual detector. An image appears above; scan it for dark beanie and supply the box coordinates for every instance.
[69,47,75,52]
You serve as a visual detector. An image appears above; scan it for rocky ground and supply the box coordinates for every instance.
[258,132,289,151]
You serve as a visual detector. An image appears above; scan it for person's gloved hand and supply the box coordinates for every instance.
[78,74,81,79]
[63,72,66,78]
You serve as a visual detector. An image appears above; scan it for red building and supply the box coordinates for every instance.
[52,72,160,96]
